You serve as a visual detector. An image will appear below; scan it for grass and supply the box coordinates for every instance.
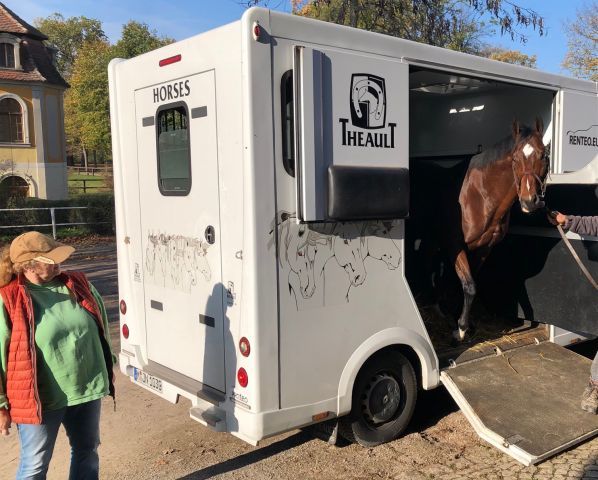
[68,171,112,195]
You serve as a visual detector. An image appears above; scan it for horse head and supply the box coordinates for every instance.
[333,225,366,286]
[511,118,548,213]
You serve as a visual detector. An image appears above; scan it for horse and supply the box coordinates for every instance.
[448,118,548,341]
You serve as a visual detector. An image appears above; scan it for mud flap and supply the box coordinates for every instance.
[441,342,598,466]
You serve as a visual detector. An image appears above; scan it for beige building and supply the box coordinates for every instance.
[0,2,68,201]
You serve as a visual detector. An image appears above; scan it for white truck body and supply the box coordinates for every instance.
[109,7,598,464]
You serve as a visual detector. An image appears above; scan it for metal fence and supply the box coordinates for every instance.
[0,206,110,238]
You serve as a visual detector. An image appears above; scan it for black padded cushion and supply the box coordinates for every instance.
[327,165,410,220]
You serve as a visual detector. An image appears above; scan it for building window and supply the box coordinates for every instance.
[0,97,23,143]
[0,43,15,69]
[156,103,191,195]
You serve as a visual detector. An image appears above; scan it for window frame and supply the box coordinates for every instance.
[280,69,295,177]
[155,101,192,197]
[0,43,15,69]
[0,94,28,145]
[0,34,21,70]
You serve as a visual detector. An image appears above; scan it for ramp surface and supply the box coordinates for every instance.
[441,342,598,465]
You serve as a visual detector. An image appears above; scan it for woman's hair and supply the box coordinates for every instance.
[0,246,14,287]
[0,246,37,287]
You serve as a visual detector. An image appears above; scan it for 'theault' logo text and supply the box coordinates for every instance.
[339,73,396,148]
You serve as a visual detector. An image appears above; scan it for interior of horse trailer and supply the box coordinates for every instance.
[406,66,558,365]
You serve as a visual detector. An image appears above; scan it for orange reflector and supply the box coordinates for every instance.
[312,412,330,422]
[159,54,181,67]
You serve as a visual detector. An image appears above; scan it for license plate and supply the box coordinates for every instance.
[134,368,163,393]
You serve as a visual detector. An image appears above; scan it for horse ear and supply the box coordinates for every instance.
[512,119,520,139]
[535,117,544,135]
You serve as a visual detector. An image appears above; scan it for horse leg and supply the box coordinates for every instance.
[453,249,476,342]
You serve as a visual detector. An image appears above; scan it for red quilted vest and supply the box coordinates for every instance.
[0,271,114,424]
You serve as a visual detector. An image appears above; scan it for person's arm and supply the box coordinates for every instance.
[89,282,117,364]
[564,215,598,237]
[0,297,12,435]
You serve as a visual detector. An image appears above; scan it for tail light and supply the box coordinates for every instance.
[122,323,130,339]
[239,337,250,357]
[237,368,248,388]
[119,299,127,315]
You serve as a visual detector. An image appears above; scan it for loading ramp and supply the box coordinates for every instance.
[441,341,598,465]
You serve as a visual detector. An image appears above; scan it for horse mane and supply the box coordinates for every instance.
[468,125,534,169]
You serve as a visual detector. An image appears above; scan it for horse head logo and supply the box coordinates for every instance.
[350,74,386,129]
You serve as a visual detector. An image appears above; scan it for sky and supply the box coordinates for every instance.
[8,0,591,77]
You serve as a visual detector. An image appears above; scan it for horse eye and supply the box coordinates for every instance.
[344,239,349,244]
[297,251,304,256]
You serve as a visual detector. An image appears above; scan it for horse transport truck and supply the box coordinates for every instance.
[108,7,598,466]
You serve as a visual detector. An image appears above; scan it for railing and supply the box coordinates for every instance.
[0,206,110,238]
[67,166,112,175]
[68,178,107,193]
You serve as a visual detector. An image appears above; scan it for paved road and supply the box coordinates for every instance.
[2,238,597,479]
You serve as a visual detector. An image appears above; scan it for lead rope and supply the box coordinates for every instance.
[556,223,598,290]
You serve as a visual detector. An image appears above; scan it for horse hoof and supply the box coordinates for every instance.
[452,328,467,343]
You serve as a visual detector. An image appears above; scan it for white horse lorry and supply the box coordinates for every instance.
[108,7,598,466]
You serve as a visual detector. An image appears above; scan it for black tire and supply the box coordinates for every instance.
[339,350,417,447]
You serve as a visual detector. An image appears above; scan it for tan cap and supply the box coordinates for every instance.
[10,231,75,265]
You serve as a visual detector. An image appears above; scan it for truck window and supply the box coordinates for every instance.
[156,103,191,195]
[281,70,295,177]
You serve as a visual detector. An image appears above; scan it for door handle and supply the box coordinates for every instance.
[205,225,216,245]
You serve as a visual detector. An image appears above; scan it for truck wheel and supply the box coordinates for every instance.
[339,350,417,446]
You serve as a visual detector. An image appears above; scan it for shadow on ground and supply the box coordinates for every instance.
[176,431,312,480]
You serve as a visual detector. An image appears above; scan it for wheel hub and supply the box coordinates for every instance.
[362,373,401,425]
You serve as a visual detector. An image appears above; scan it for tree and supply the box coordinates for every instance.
[245,0,545,43]
[65,40,113,168]
[562,1,597,81]
[291,0,488,53]
[481,46,537,67]
[112,21,174,59]
[34,14,106,79]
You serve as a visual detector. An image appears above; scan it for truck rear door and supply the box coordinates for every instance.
[134,71,225,394]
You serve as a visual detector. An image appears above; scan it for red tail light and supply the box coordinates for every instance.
[237,368,248,388]
[239,337,250,357]
[122,323,129,339]
[119,299,127,315]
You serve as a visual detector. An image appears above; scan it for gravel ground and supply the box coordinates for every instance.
[0,238,597,480]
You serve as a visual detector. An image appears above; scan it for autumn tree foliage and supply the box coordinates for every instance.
[481,46,537,67]
[562,1,597,81]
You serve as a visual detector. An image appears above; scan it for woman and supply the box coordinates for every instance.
[0,231,114,479]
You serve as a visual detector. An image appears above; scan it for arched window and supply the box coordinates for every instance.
[0,43,14,68]
[0,97,23,143]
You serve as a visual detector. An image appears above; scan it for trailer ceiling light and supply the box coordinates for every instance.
[159,54,182,67]
[119,299,127,315]
[237,368,248,388]
[239,337,251,357]
[122,323,130,339]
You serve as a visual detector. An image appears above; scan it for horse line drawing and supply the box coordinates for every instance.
[270,211,402,309]
[144,232,211,293]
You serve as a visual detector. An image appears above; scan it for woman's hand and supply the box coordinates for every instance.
[0,408,11,436]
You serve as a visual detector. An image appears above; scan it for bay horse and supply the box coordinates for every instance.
[451,119,548,341]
